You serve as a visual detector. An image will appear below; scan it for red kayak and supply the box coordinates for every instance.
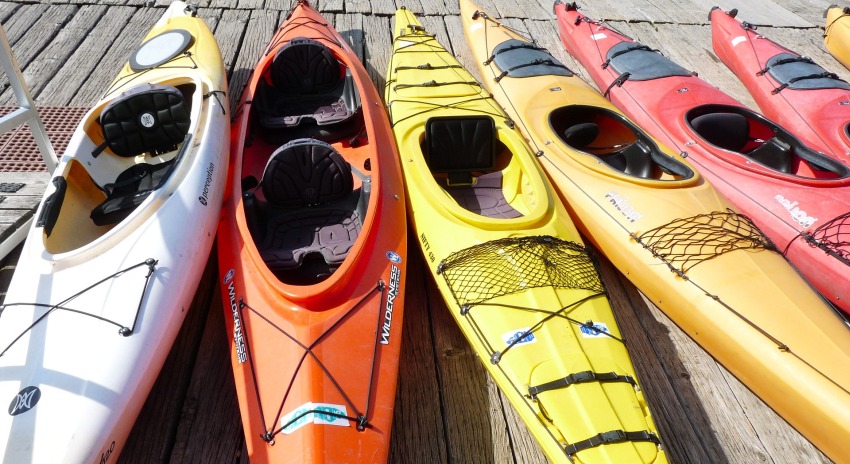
[711,7,850,163]
[216,1,407,462]
[555,0,850,314]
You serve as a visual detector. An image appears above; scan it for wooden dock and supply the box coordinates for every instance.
[0,0,845,462]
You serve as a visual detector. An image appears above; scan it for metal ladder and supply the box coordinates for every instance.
[0,24,58,260]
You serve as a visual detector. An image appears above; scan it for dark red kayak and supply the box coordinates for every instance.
[555,0,850,314]
[711,7,850,164]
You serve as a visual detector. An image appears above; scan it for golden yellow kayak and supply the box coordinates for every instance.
[386,7,665,464]
[825,6,850,71]
[461,1,850,462]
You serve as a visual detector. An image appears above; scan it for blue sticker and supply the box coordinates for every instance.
[386,251,402,264]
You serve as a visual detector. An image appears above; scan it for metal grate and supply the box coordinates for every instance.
[0,106,88,172]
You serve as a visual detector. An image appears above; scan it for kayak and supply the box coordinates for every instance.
[825,6,850,71]
[556,2,850,314]
[216,1,407,462]
[0,2,228,462]
[712,7,850,163]
[709,9,850,312]
[388,7,663,464]
[554,2,850,461]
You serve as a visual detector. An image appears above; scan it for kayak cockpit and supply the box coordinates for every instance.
[40,82,199,255]
[240,37,372,286]
[550,105,694,181]
[421,115,532,219]
[686,104,850,180]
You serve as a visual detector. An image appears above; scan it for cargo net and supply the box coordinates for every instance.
[437,235,604,308]
[804,211,850,266]
[634,209,775,275]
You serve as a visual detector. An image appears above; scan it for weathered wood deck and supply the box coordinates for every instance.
[0,0,846,462]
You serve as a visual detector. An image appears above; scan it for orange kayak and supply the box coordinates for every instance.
[216,2,407,462]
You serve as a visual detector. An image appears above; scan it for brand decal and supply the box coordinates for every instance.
[605,191,642,223]
[580,322,610,338]
[774,194,817,228]
[139,112,156,128]
[227,278,248,364]
[591,33,607,41]
[731,36,747,47]
[198,162,215,206]
[281,402,349,434]
[8,386,41,416]
[502,328,537,347]
[386,251,402,264]
[380,265,401,345]
[99,441,116,464]
[224,268,235,285]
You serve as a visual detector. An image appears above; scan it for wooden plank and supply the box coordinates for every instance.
[69,7,162,106]
[336,13,365,63]
[0,172,50,194]
[687,0,813,27]
[207,0,238,9]
[0,2,21,24]
[168,278,246,464]
[237,0,264,9]
[264,0,291,11]
[491,0,550,20]
[320,0,345,14]
[362,14,392,91]
[393,0,424,15]
[1,4,106,104]
[2,4,49,48]
[0,194,40,209]
[345,0,372,15]
[208,8,251,85]
[36,6,136,105]
[118,257,217,464]
[388,249,449,464]
[443,15,483,83]
[195,7,222,32]
[495,385,548,464]
[369,0,397,16]
[228,8,279,115]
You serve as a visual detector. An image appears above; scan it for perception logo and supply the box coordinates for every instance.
[8,386,41,416]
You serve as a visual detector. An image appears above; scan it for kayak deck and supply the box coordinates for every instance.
[0,1,842,463]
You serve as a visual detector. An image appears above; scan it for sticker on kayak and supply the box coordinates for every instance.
[502,328,537,347]
[281,402,349,434]
[775,194,817,228]
[223,268,235,285]
[731,36,747,47]
[386,251,402,264]
[591,33,607,41]
[580,322,610,338]
[8,386,41,416]
[381,265,402,345]
[605,191,642,223]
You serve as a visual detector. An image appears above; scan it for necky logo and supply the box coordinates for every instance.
[8,386,41,416]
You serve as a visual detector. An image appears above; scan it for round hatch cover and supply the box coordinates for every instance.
[129,29,193,72]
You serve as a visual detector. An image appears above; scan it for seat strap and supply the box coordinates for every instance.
[527,370,636,400]
[565,430,661,455]
[771,71,842,94]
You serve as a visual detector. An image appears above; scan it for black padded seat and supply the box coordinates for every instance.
[764,53,850,91]
[563,123,600,149]
[91,83,190,225]
[601,141,654,178]
[746,137,794,173]
[606,41,692,81]
[442,172,522,219]
[255,37,361,142]
[425,116,496,185]
[257,138,361,272]
[491,39,574,79]
[690,112,750,152]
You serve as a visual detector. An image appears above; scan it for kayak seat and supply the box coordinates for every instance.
[606,41,692,81]
[255,37,362,143]
[563,122,600,148]
[256,138,362,272]
[426,116,521,218]
[764,53,850,91]
[690,112,750,152]
[562,122,653,178]
[90,84,190,225]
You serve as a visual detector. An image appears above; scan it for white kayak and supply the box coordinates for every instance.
[0,2,228,462]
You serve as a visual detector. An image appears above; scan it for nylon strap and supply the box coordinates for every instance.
[493,59,571,82]
[527,370,636,399]
[756,56,814,76]
[394,63,463,72]
[565,429,660,455]
[602,44,654,69]
[603,72,631,98]
[393,80,481,90]
[771,71,841,94]
[484,42,547,65]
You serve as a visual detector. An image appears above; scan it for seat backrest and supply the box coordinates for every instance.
[563,122,600,149]
[270,37,342,95]
[690,112,750,153]
[425,116,496,185]
[99,83,190,157]
[261,138,353,207]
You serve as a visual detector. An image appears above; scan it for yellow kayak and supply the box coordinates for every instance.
[460,1,850,461]
[825,6,850,70]
[386,7,664,464]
